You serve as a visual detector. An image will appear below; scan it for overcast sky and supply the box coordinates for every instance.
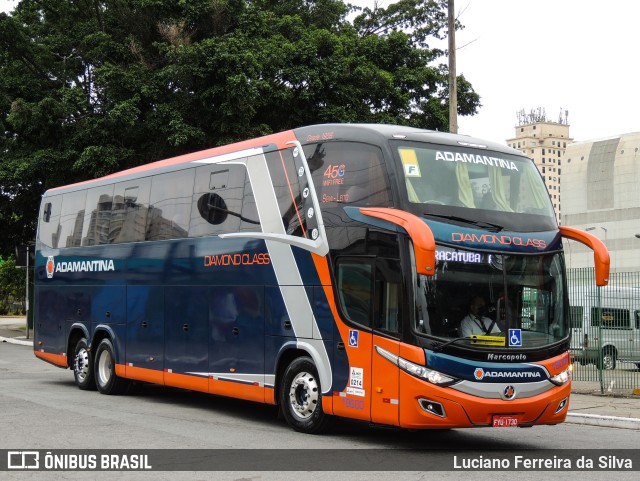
[351,0,640,144]
[3,0,639,145]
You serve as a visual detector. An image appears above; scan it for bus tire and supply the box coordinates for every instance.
[600,348,616,371]
[280,357,332,434]
[72,338,96,390]
[94,338,129,395]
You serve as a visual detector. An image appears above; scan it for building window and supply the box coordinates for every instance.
[542,167,546,173]
[542,149,545,155]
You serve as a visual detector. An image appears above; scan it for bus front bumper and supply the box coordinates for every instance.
[398,371,572,429]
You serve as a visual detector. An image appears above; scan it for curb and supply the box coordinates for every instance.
[0,336,33,347]
[565,413,640,430]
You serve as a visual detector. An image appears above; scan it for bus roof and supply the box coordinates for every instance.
[45,123,523,197]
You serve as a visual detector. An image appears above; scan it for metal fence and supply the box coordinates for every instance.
[567,268,640,392]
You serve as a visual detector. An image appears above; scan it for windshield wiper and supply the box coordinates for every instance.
[425,214,504,232]
[433,336,474,352]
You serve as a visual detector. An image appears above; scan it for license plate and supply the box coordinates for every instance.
[492,415,518,427]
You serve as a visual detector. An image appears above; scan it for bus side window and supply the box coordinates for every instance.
[239,173,261,232]
[374,258,402,335]
[39,195,62,248]
[147,170,195,241]
[82,185,114,246]
[265,149,309,238]
[190,164,247,237]
[111,179,151,243]
[59,190,87,248]
[305,142,392,208]
[336,261,373,327]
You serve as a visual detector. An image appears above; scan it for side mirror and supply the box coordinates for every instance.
[560,226,610,286]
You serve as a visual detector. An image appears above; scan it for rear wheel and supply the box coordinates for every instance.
[279,357,332,434]
[600,348,617,370]
[73,338,95,390]
[94,338,129,395]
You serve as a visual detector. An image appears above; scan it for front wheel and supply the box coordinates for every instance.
[73,337,96,390]
[279,357,332,434]
[94,338,129,395]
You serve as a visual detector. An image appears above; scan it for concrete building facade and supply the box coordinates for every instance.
[560,132,640,272]
[507,117,571,223]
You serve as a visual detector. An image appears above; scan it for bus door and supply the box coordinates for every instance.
[335,257,402,426]
[370,257,402,426]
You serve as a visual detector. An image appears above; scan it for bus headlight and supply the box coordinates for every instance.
[549,368,572,386]
[375,345,457,387]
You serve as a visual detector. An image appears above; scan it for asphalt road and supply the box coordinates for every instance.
[1,342,638,480]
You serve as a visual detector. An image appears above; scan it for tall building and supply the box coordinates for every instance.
[561,132,640,273]
[506,108,572,223]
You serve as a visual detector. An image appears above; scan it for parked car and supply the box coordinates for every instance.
[569,286,640,370]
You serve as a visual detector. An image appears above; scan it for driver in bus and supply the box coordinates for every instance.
[460,295,501,337]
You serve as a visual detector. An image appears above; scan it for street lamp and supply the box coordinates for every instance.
[586,226,610,269]
[585,226,607,240]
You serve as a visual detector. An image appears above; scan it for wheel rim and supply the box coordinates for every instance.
[97,349,113,387]
[602,353,614,370]
[288,371,319,420]
[74,347,90,383]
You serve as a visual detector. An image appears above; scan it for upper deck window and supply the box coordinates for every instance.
[395,143,554,218]
[303,142,392,208]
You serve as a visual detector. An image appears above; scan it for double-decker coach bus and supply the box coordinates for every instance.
[34,124,609,433]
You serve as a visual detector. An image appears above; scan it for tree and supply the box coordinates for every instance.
[0,257,24,314]
[0,0,480,256]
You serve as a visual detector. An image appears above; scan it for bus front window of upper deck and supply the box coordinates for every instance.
[394,143,555,221]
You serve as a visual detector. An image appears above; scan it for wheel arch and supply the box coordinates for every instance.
[91,325,121,363]
[274,344,310,406]
[67,323,90,368]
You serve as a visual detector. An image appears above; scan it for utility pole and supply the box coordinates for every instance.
[25,245,30,339]
[448,0,458,133]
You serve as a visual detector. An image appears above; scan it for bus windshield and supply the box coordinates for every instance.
[415,248,567,348]
[393,142,556,229]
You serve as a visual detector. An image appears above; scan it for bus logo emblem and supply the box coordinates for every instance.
[474,368,484,380]
[46,257,55,279]
[503,385,516,400]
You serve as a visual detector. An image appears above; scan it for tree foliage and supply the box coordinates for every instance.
[0,0,480,256]
[0,257,25,314]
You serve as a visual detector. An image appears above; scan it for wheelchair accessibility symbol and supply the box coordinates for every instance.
[508,329,522,347]
[349,329,359,348]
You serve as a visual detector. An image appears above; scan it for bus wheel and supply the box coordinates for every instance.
[600,348,617,370]
[94,338,129,395]
[73,338,95,390]
[280,357,332,434]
